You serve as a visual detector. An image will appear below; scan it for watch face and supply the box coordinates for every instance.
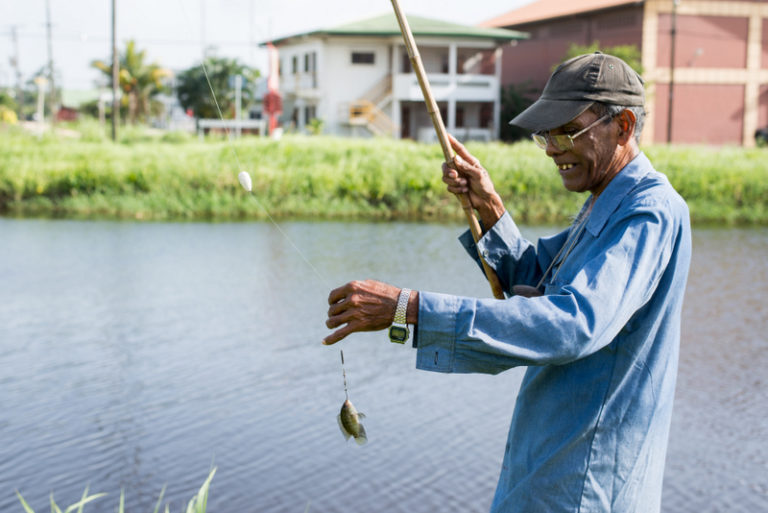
[389,325,408,342]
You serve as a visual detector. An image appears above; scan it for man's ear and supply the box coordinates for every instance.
[617,109,637,145]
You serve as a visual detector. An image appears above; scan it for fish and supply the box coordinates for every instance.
[338,398,367,445]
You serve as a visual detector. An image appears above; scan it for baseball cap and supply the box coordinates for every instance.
[510,52,645,132]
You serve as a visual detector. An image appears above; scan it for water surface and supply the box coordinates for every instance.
[1,219,765,512]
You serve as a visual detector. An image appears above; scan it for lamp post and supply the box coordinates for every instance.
[667,0,680,144]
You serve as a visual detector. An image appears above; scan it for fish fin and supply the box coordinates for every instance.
[357,412,366,419]
[337,414,351,440]
[355,424,368,445]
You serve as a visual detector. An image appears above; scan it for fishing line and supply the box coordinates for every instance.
[173,4,360,417]
[340,349,350,400]
[174,1,333,293]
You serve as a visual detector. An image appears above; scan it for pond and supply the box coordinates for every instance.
[1,218,766,512]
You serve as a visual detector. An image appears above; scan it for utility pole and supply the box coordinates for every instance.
[10,25,24,120]
[249,0,254,64]
[201,0,207,57]
[111,0,119,141]
[667,0,680,144]
[45,0,57,125]
[235,74,242,138]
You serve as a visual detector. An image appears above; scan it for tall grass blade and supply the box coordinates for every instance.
[74,486,89,513]
[63,491,107,513]
[152,484,167,513]
[15,491,35,513]
[185,468,216,513]
[49,493,63,513]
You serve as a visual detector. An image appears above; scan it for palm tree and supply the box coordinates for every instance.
[92,40,171,124]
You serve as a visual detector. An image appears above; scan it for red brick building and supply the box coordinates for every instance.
[482,0,768,146]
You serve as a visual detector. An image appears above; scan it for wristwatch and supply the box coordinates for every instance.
[388,288,411,344]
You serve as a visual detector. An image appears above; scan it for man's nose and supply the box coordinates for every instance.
[545,136,564,157]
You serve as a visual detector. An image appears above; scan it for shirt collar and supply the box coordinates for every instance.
[586,152,652,237]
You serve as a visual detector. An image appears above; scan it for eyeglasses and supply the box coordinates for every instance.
[532,114,611,151]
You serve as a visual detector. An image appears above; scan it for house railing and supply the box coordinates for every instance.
[393,73,498,102]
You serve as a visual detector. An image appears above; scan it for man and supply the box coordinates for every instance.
[323,53,691,513]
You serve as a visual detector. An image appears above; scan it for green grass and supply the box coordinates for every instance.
[1,124,766,225]
[15,468,216,513]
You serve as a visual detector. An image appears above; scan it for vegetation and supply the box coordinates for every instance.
[499,81,538,142]
[15,468,215,513]
[0,126,765,225]
[92,40,171,124]
[561,42,643,74]
[176,57,260,119]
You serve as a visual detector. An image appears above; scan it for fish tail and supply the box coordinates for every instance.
[354,425,368,445]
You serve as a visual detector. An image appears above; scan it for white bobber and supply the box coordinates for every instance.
[238,171,253,192]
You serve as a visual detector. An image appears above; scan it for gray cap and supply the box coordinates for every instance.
[510,52,645,132]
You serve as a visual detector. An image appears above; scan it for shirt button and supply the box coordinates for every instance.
[482,250,490,258]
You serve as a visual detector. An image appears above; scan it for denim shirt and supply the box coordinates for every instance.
[414,153,691,513]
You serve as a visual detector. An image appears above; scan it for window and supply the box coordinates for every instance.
[351,51,375,65]
[304,52,316,73]
[291,56,298,74]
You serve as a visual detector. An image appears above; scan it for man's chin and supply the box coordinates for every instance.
[560,179,585,193]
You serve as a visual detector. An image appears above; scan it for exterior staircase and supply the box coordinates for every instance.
[345,74,395,137]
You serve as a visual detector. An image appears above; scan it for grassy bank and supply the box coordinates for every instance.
[1,125,765,225]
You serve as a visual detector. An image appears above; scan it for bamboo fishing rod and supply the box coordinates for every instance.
[389,0,505,300]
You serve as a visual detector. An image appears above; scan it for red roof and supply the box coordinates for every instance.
[480,0,642,27]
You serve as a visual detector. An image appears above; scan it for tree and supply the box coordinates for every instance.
[560,41,643,75]
[0,90,18,124]
[499,80,538,142]
[92,40,171,124]
[175,57,260,119]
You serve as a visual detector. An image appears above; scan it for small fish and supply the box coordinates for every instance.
[238,171,253,192]
[338,398,367,445]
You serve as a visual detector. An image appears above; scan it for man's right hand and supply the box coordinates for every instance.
[442,134,506,229]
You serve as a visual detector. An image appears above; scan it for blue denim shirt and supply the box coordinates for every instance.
[414,153,691,512]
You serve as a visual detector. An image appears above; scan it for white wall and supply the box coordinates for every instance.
[276,40,323,130]
[276,35,502,138]
[321,37,392,135]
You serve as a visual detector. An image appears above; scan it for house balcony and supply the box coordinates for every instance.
[282,72,322,100]
[393,72,499,103]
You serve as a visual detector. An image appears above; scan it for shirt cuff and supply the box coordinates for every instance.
[413,291,460,372]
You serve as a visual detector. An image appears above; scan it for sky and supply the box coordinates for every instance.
[1,0,534,92]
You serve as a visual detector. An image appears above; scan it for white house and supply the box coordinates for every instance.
[265,14,527,141]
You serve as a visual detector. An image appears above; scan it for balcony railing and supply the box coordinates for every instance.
[393,73,498,102]
[281,72,320,98]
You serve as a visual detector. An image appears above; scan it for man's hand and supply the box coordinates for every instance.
[323,280,400,345]
[442,133,506,228]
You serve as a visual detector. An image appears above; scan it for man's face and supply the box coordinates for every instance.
[544,109,620,196]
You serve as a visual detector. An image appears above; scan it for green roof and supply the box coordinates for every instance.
[267,13,528,45]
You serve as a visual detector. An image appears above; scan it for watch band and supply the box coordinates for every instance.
[389,288,411,344]
[394,288,410,325]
